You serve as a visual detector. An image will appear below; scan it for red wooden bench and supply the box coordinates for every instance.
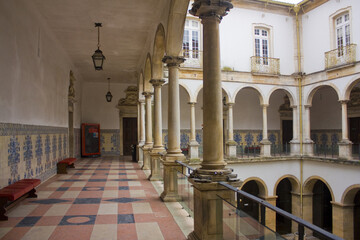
[57,158,76,174]
[0,179,41,220]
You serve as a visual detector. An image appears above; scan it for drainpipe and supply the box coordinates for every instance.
[293,4,304,219]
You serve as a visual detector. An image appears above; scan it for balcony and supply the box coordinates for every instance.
[325,44,357,70]
[181,50,203,68]
[251,56,280,76]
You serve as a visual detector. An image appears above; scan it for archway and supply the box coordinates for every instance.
[276,178,292,234]
[240,178,267,221]
[312,180,333,237]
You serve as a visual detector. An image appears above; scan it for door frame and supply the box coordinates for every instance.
[118,106,137,156]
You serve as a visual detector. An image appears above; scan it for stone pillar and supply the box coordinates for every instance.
[302,192,313,236]
[263,196,277,231]
[260,104,271,157]
[291,191,302,233]
[188,102,200,162]
[149,79,166,181]
[142,92,153,170]
[332,202,354,240]
[290,106,301,156]
[303,105,314,156]
[188,1,241,240]
[225,103,237,158]
[138,99,146,164]
[160,56,186,202]
[338,100,352,159]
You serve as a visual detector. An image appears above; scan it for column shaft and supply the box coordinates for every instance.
[292,106,298,140]
[144,93,153,145]
[305,106,311,140]
[262,105,268,140]
[151,79,165,148]
[190,102,196,142]
[139,100,145,144]
[341,101,349,140]
[227,104,234,141]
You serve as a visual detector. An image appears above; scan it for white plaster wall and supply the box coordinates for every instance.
[310,87,341,129]
[195,90,204,129]
[268,91,286,130]
[220,7,296,75]
[81,82,128,129]
[233,88,263,129]
[302,0,360,74]
[180,86,191,129]
[0,1,81,128]
[231,159,360,202]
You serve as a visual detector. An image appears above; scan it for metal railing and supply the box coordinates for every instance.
[314,144,339,158]
[175,160,194,217]
[251,56,280,75]
[219,181,343,240]
[236,144,261,158]
[271,143,291,156]
[325,44,356,69]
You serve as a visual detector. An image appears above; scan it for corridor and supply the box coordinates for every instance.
[0,156,188,240]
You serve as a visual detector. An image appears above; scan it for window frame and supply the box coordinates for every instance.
[182,18,201,60]
[252,24,274,65]
[329,7,352,51]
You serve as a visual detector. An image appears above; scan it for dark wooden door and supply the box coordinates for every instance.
[123,118,137,156]
[282,120,293,144]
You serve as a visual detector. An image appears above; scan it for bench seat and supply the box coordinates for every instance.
[57,158,77,174]
[0,179,40,220]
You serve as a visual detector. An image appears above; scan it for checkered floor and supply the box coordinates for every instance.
[0,156,186,240]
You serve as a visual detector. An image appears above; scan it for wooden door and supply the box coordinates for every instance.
[123,118,138,156]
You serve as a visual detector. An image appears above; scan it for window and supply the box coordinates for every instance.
[254,28,269,65]
[182,19,200,59]
[335,12,350,56]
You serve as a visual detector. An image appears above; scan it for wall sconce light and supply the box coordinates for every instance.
[92,23,105,70]
[106,77,113,102]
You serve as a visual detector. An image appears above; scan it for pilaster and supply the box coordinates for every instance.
[332,202,354,240]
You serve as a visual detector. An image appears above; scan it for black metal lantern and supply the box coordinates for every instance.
[92,23,105,70]
[106,78,113,102]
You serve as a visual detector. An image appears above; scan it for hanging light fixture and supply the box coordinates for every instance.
[92,23,105,70]
[106,78,113,102]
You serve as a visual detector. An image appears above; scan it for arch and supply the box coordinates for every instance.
[303,176,335,201]
[152,24,166,80]
[179,82,192,102]
[344,76,360,100]
[267,87,296,106]
[194,84,231,104]
[240,177,268,198]
[341,184,360,205]
[305,83,341,106]
[233,85,265,105]
[143,54,153,92]
[273,175,300,194]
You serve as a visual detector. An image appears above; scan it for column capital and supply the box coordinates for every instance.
[150,79,165,87]
[142,91,153,98]
[188,102,197,106]
[162,56,185,67]
[190,0,233,21]
[339,100,349,104]
[226,102,234,107]
[261,104,269,108]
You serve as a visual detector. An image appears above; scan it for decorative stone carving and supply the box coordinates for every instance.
[278,95,292,118]
[118,86,138,106]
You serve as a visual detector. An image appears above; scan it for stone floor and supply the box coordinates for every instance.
[0,156,192,240]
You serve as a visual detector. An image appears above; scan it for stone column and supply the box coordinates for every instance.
[149,79,166,181]
[225,103,237,158]
[290,106,301,156]
[142,92,153,170]
[188,102,200,162]
[291,191,302,233]
[332,202,354,240]
[303,105,314,156]
[260,104,271,157]
[160,56,186,202]
[188,1,241,240]
[138,100,146,164]
[338,100,352,159]
[263,196,277,232]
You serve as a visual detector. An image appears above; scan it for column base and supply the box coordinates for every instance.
[160,155,186,202]
[225,141,237,158]
[188,141,200,160]
[303,140,314,156]
[338,140,352,160]
[290,139,301,156]
[187,180,241,240]
[260,139,271,157]
[149,148,165,181]
[142,145,153,170]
